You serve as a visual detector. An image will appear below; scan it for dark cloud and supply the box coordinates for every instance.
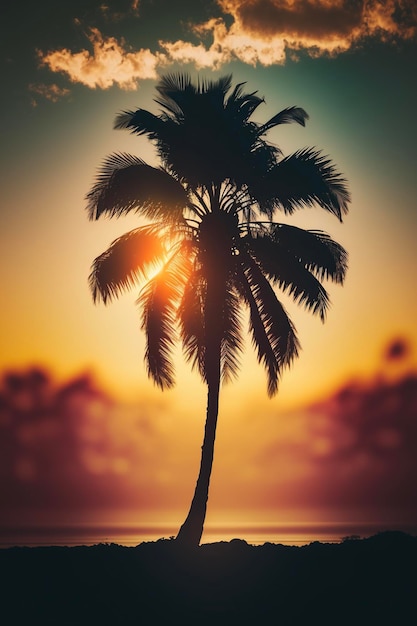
[307,371,417,510]
[219,0,417,40]
[209,0,417,61]
[235,339,417,524]
[0,367,172,522]
[384,337,410,361]
[226,0,364,39]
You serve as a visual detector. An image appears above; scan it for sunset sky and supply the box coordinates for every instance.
[1,0,417,542]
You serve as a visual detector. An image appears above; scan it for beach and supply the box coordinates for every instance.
[1,531,415,625]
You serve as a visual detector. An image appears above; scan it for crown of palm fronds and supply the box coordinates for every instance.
[87,73,350,394]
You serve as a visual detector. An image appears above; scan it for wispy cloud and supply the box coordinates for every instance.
[29,83,71,106]
[38,27,164,91]
[36,0,416,97]
[99,0,141,21]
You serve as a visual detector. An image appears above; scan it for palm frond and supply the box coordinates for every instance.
[114,108,165,137]
[244,233,330,322]
[155,73,199,120]
[89,225,165,304]
[269,224,348,283]
[180,274,243,384]
[259,106,309,134]
[178,265,206,379]
[86,153,187,221]
[220,286,243,383]
[157,72,196,97]
[225,88,264,123]
[253,148,350,221]
[242,140,281,185]
[236,253,299,396]
[138,241,194,389]
[226,81,246,103]
[198,74,232,96]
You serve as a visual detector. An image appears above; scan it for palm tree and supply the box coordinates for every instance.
[86,74,349,547]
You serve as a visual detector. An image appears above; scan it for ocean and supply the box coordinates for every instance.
[1,520,416,548]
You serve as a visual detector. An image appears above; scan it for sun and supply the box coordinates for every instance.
[143,260,165,282]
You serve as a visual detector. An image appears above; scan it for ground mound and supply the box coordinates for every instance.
[1,531,415,625]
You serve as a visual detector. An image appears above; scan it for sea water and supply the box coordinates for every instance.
[1,520,416,548]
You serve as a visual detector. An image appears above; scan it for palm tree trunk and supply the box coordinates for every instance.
[176,261,223,547]
[175,367,220,547]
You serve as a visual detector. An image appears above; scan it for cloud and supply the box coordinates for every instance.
[247,339,417,518]
[28,83,71,106]
[159,0,417,70]
[213,0,417,59]
[0,367,183,521]
[160,17,287,67]
[99,0,141,21]
[302,370,417,513]
[201,337,417,523]
[37,1,416,97]
[38,27,164,90]
[159,26,231,70]
[384,337,411,362]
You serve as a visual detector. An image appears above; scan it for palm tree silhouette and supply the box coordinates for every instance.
[86,74,349,547]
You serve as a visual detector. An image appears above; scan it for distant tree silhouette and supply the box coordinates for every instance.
[86,74,349,547]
